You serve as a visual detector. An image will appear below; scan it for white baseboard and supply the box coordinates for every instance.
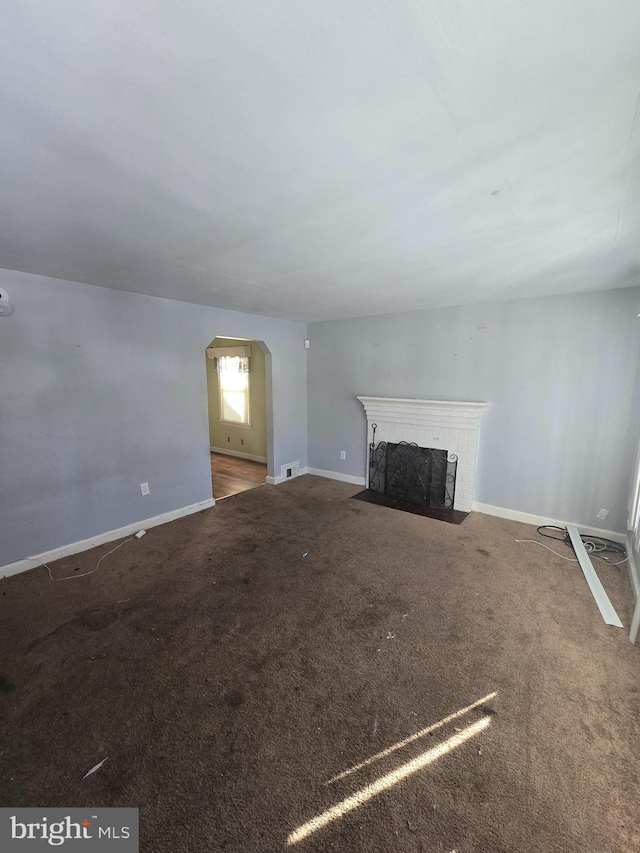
[0,497,216,580]
[306,467,367,487]
[210,446,267,464]
[472,501,625,543]
[627,535,640,601]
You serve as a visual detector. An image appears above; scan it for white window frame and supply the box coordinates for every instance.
[218,364,252,428]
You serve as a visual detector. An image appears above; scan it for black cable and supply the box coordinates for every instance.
[535,525,627,568]
[585,537,625,553]
[537,525,567,542]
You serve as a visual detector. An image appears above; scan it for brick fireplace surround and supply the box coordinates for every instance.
[357,397,488,513]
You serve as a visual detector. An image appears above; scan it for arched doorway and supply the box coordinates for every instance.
[205,337,272,499]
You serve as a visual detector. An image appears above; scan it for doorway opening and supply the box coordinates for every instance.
[205,337,270,500]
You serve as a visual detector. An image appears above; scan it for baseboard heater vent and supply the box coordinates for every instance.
[282,461,300,480]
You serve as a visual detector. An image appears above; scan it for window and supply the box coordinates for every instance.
[218,357,250,426]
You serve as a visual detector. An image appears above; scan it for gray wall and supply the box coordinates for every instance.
[0,269,307,566]
[307,287,640,532]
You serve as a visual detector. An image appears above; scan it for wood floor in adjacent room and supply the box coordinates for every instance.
[210,450,267,499]
[1,475,639,852]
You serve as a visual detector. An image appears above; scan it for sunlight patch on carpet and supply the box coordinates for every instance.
[326,690,497,785]
[287,715,492,845]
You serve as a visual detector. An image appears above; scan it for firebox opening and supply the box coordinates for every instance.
[369,441,457,510]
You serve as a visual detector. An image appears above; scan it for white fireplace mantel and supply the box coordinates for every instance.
[357,396,488,512]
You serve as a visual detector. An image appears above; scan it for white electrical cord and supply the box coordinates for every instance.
[516,539,628,568]
[593,554,629,567]
[581,537,608,553]
[27,538,135,582]
[515,539,578,561]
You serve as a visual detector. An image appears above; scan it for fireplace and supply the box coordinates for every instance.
[368,435,458,509]
[357,397,488,513]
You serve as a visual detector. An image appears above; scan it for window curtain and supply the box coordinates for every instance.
[215,355,251,374]
[206,344,252,374]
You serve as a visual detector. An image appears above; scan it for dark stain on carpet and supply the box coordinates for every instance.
[0,675,15,693]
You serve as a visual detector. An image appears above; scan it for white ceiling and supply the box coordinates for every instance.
[1,1,639,321]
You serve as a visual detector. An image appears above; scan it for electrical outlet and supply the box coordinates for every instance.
[227,436,230,443]
[596,508,609,521]
[241,438,244,445]
[140,482,150,496]
[340,450,346,460]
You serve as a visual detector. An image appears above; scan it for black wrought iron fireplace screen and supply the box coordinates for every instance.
[368,426,457,509]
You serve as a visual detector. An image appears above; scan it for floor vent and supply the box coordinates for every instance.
[281,461,300,480]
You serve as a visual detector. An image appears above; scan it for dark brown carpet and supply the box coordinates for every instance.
[1,475,639,852]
